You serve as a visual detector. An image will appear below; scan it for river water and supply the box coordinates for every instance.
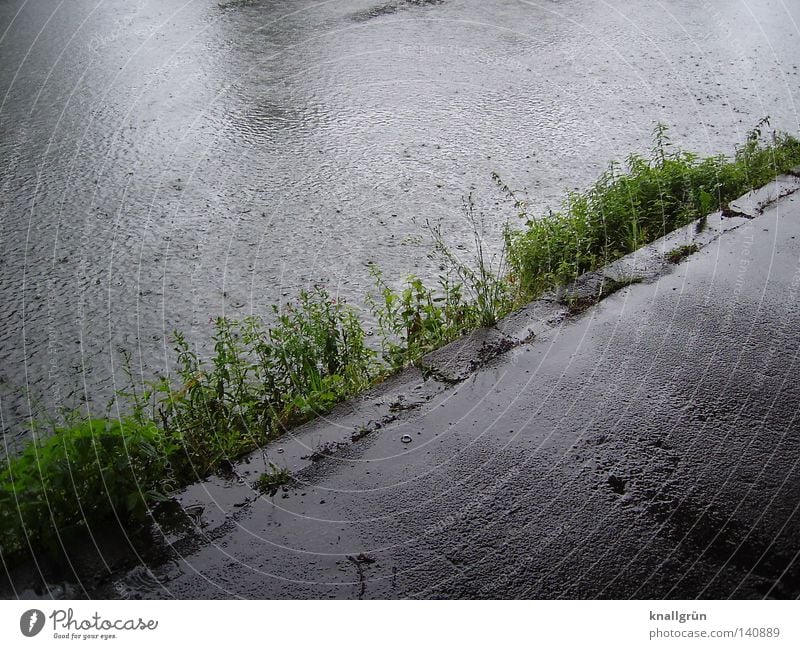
[1,0,799,443]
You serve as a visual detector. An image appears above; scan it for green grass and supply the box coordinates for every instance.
[254,464,292,496]
[1,287,377,563]
[152,287,378,477]
[366,265,479,369]
[3,121,800,566]
[505,121,800,298]
[666,243,700,264]
[0,418,176,558]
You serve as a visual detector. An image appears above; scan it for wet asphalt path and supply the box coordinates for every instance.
[95,192,800,599]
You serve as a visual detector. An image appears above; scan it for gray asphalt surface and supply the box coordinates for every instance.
[82,186,800,600]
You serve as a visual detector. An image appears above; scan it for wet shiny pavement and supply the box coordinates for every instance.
[94,191,800,599]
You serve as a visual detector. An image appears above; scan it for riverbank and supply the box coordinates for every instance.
[5,0,800,446]
[7,157,800,598]
[106,170,800,598]
[2,126,800,590]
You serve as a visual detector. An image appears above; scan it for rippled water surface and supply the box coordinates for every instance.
[2,0,799,441]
